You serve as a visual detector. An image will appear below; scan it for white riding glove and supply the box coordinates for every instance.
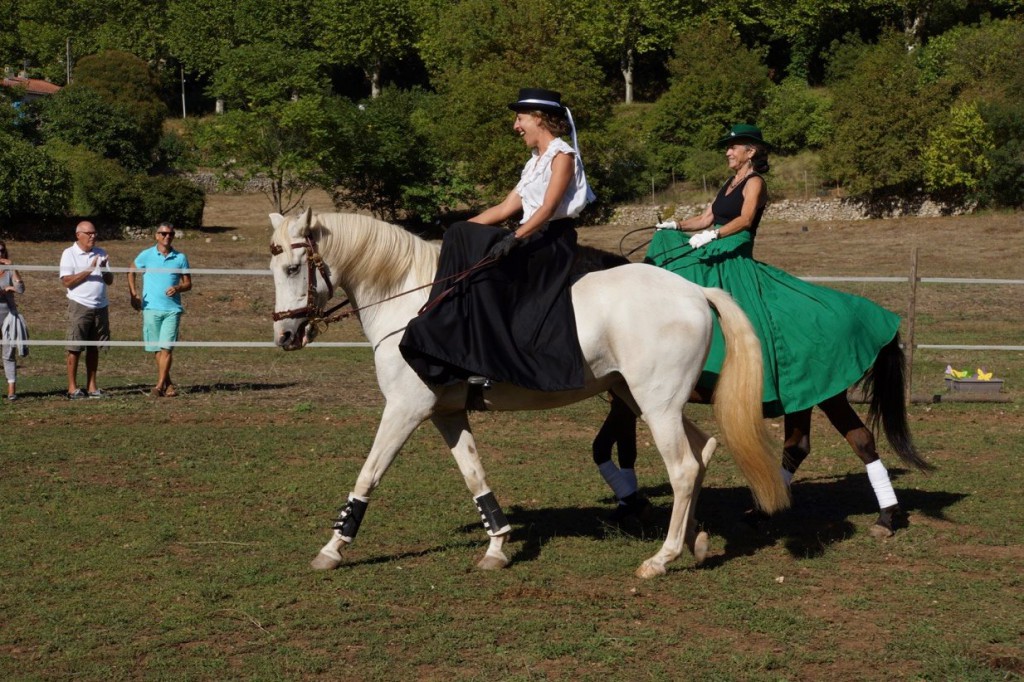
[655,220,679,230]
[688,229,719,249]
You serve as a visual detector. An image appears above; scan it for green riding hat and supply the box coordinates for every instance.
[717,123,771,149]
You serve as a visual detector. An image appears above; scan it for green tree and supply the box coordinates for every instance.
[977,101,1024,207]
[759,77,832,154]
[644,18,770,179]
[35,85,154,171]
[166,0,319,111]
[564,0,689,103]
[311,0,418,98]
[0,130,70,220]
[823,32,949,196]
[211,43,327,110]
[9,0,170,83]
[73,50,168,157]
[323,88,471,222]
[188,97,346,213]
[919,17,1024,102]
[418,0,611,205]
[922,101,994,195]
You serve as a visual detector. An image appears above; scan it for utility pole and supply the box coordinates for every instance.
[180,65,186,119]
[66,37,71,84]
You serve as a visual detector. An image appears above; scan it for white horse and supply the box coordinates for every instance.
[269,209,789,578]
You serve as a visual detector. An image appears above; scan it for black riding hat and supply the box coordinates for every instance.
[508,88,567,116]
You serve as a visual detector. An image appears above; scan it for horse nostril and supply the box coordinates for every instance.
[278,331,292,347]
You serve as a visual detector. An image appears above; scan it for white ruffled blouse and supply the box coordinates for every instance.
[514,137,596,224]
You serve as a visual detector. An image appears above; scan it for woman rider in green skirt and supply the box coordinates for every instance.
[593,124,931,537]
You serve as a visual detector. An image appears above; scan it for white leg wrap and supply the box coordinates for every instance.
[866,459,898,509]
[620,468,639,496]
[780,467,793,488]
[598,461,635,500]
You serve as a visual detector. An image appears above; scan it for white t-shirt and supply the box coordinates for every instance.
[59,243,110,308]
[515,137,596,224]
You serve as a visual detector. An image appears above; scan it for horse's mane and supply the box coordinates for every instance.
[273,212,628,295]
[301,212,440,295]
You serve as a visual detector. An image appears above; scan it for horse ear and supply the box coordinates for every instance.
[269,213,285,230]
[289,206,314,238]
[299,207,314,236]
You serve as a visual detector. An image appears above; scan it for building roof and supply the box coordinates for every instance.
[1,76,62,97]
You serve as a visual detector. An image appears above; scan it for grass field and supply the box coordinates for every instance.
[1,194,1022,680]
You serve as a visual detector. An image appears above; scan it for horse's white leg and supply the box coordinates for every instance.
[432,412,511,571]
[311,400,429,570]
[636,411,701,579]
[682,415,717,565]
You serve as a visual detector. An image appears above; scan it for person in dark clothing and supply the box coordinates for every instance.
[400,88,595,391]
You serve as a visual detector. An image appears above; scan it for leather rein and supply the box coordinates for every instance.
[270,235,497,337]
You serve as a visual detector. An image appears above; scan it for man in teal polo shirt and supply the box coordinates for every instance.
[128,222,192,397]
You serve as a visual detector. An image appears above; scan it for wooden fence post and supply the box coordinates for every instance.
[905,247,919,404]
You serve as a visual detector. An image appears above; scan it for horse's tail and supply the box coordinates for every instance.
[860,333,935,472]
[702,288,791,514]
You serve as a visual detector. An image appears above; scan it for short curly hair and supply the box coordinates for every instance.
[521,109,571,138]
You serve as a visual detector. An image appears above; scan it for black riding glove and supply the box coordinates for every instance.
[486,233,520,261]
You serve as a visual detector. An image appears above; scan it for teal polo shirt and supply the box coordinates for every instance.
[134,246,190,313]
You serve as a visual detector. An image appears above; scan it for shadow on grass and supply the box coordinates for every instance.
[14,381,299,400]
[302,471,968,572]
[645,468,968,565]
[427,469,969,569]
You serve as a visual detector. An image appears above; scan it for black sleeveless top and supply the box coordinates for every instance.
[711,174,766,236]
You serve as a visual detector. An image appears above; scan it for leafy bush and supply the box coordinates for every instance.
[919,18,1024,103]
[644,19,770,181]
[922,101,993,195]
[133,175,205,228]
[73,50,168,158]
[0,131,70,220]
[977,101,1024,207]
[186,97,343,213]
[44,141,204,226]
[759,78,832,154]
[46,142,140,220]
[36,85,154,172]
[417,0,611,207]
[586,103,655,204]
[822,32,950,196]
[324,88,473,223]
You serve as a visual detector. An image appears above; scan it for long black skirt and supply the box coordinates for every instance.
[399,219,586,391]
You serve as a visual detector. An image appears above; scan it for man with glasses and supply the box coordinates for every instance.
[128,222,192,397]
[59,220,114,399]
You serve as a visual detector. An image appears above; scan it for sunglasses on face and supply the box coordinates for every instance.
[157,232,174,237]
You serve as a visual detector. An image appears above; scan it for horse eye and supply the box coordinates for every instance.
[285,264,301,276]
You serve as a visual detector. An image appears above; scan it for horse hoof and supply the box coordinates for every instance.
[694,532,710,565]
[476,553,509,571]
[310,550,343,571]
[869,523,895,539]
[635,560,667,579]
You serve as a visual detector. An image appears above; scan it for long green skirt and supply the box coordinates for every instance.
[646,228,900,417]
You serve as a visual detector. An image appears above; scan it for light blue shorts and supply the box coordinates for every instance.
[142,310,181,352]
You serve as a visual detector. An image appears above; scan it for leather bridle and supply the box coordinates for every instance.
[270,231,502,337]
[270,236,354,334]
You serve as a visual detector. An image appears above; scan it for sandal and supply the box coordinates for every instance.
[163,384,178,397]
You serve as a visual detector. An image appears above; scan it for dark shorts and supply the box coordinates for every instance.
[66,301,110,352]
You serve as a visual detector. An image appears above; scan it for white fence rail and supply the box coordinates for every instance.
[9,260,1024,354]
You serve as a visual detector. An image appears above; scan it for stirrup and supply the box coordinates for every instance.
[467,375,494,388]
